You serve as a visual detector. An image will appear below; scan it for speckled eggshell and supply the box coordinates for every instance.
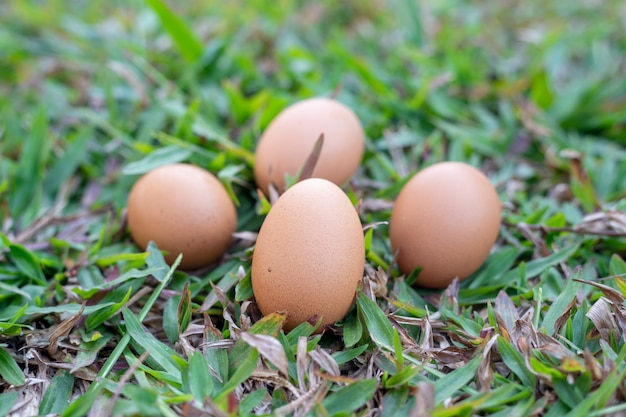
[389,162,501,288]
[254,97,365,196]
[251,178,365,332]
[127,163,237,270]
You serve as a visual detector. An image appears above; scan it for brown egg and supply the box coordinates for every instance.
[389,162,501,288]
[127,163,237,270]
[254,97,365,196]
[251,178,364,332]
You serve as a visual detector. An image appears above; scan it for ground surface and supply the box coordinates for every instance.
[1,0,626,416]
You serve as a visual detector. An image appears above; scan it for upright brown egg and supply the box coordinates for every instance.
[389,162,501,288]
[252,178,365,332]
[127,163,237,270]
[254,97,365,196]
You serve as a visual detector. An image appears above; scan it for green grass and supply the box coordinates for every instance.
[1,0,626,415]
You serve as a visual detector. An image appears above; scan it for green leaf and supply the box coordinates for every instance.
[43,127,92,193]
[542,275,580,335]
[332,344,369,365]
[343,309,363,348]
[0,346,25,386]
[39,370,75,415]
[609,254,626,276]
[205,324,228,390]
[146,0,203,63]
[434,355,481,405]
[499,244,580,284]
[229,313,286,373]
[497,337,536,388]
[219,348,259,399]
[356,292,394,350]
[563,366,626,417]
[188,350,215,402]
[384,365,421,389]
[531,70,554,109]
[123,307,183,381]
[71,334,113,373]
[64,256,180,416]
[8,244,46,285]
[145,241,171,282]
[85,286,133,330]
[321,378,377,415]
[178,282,192,335]
[163,295,180,344]
[122,145,192,175]
[0,391,18,417]
[235,268,254,301]
[240,388,268,416]
[9,107,47,224]
[73,266,164,298]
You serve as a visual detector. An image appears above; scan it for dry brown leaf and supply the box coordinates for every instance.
[513,307,538,350]
[297,134,324,182]
[274,381,327,417]
[241,332,289,377]
[200,272,239,312]
[309,346,340,376]
[47,303,85,357]
[587,297,620,342]
[575,278,624,306]
[250,369,300,397]
[495,290,518,338]
[409,381,435,417]
[296,336,309,392]
[553,298,577,336]
[477,334,499,391]
[25,349,97,381]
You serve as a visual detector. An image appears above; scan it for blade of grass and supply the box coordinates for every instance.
[497,337,536,388]
[217,348,259,400]
[8,244,46,285]
[146,0,203,63]
[63,254,181,416]
[542,274,581,335]
[434,355,481,405]
[0,346,25,387]
[39,370,75,415]
[321,378,377,415]
[356,291,394,350]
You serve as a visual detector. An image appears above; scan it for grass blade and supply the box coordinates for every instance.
[146,0,203,63]
[39,370,74,415]
[0,346,25,387]
[0,391,18,417]
[8,244,46,285]
[187,350,215,402]
[218,348,259,399]
[497,337,536,388]
[356,291,394,350]
[123,307,182,379]
[321,378,377,415]
[542,275,581,335]
[434,355,481,405]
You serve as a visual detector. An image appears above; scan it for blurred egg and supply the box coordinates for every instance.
[254,97,365,196]
[127,163,237,269]
[389,162,501,288]
[252,178,364,332]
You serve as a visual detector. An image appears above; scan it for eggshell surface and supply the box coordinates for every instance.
[389,162,501,288]
[252,178,365,332]
[254,97,365,196]
[127,163,237,270]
